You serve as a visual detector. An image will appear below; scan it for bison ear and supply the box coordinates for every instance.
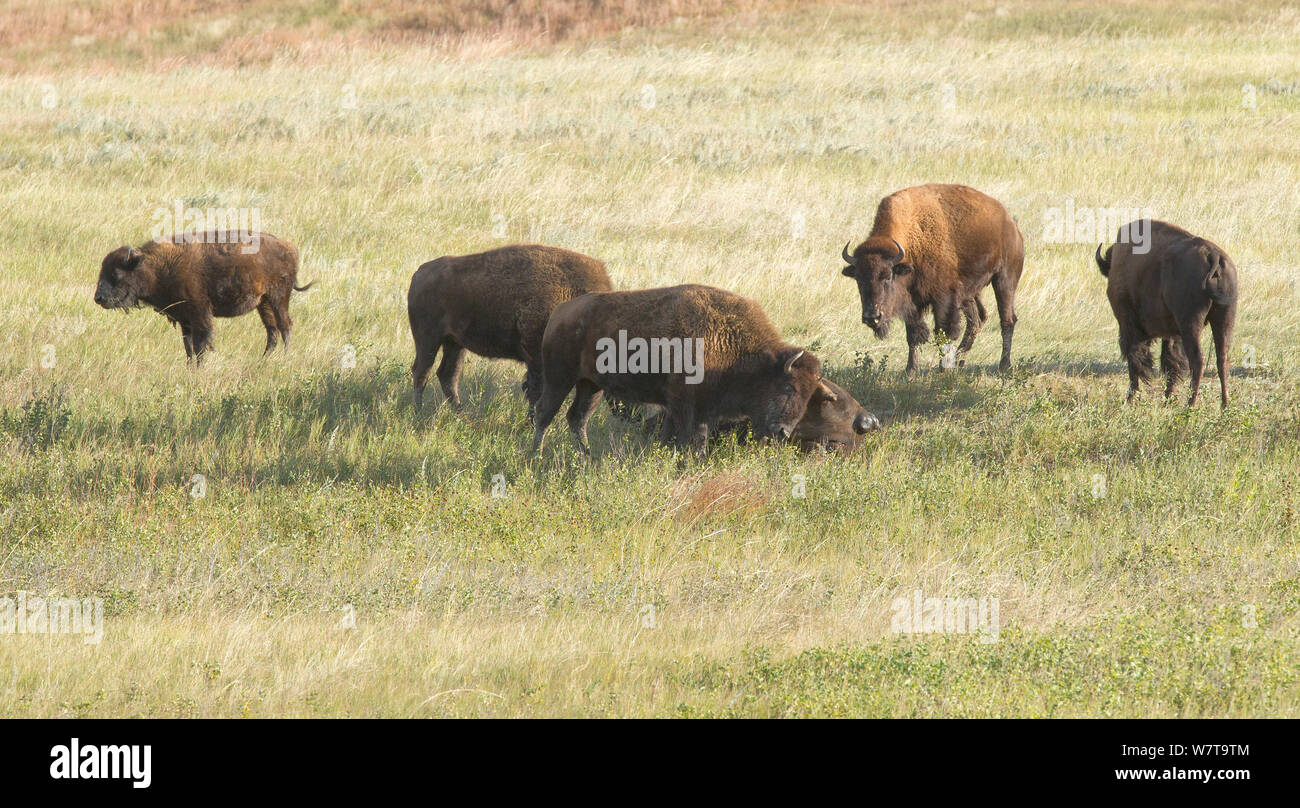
[891,262,913,278]
[124,247,143,270]
[816,380,838,402]
[841,266,855,278]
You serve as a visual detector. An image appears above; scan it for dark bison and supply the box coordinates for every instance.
[531,284,823,455]
[633,377,882,454]
[841,183,1024,372]
[789,378,882,453]
[1096,220,1237,408]
[407,244,612,413]
[94,232,308,362]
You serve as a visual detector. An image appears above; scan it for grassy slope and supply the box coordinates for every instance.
[1,1,1298,716]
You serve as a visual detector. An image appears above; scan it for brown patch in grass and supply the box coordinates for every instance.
[667,470,773,524]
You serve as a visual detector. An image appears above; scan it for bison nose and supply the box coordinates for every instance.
[775,425,791,440]
[862,311,881,326]
[853,412,882,434]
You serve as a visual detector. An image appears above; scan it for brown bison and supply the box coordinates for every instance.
[94,232,308,362]
[1096,220,1237,408]
[632,377,882,454]
[789,378,882,453]
[407,244,612,413]
[531,284,823,455]
[841,183,1024,372]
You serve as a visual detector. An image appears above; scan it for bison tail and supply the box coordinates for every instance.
[293,281,315,292]
[1095,244,1112,276]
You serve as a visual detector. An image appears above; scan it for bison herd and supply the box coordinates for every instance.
[93,182,1241,456]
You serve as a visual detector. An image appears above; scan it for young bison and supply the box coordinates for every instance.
[789,378,883,453]
[94,232,309,362]
[531,284,823,455]
[842,183,1025,372]
[1096,220,1238,408]
[631,377,882,454]
[407,244,612,413]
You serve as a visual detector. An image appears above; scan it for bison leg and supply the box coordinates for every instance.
[1119,326,1154,403]
[274,301,293,349]
[181,324,195,361]
[1178,321,1206,407]
[435,337,466,408]
[1159,338,1188,400]
[956,297,986,366]
[530,377,575,456]
[565,380,604,456]
[522,363,544,420]
[189,319,214,365]
[256,300,279,355]
[933,297,963,371]
[991,271,1019,372]
[903,319,929,373]
[1209,305,1233,409]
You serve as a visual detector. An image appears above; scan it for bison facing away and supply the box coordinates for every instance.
[530,284,823,455]
[1096,220,1238,408]
[407,244,612,413]
[94,232,308,362]
[842,183,1025,372]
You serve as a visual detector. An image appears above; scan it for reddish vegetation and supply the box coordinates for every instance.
[1,0,813,71]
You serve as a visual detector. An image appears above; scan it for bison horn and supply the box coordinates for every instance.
[783,350,804,375]
[842,242,856,266]
[890,238,905,262]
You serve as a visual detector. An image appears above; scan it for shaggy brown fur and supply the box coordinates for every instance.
[842,183,1024,372]
[406,244,613,412]
[94,232,308,362]
[633,377,882,454]
[1096,220,1237,408]
[531,284,822,455]
[789,378,882,453]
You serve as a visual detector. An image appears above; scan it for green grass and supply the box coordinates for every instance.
[1,0,1299,717]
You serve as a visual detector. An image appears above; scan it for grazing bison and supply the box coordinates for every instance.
[94,232,308,362]
[407,244,612,413]
[631,377,882,454]
[841,183,1024,372]
[1096,220,1237,408]
[789,378,882,453]
[531,284,823,455]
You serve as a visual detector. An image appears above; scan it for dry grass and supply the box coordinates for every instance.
[1,0,1299,716]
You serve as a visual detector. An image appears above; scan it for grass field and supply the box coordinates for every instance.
[2,0,1299,717]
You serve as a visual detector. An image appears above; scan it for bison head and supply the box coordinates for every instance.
[749,348,823,441]
[841,237,912,338]
[94,246,153,310]
[790,378,882,454]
